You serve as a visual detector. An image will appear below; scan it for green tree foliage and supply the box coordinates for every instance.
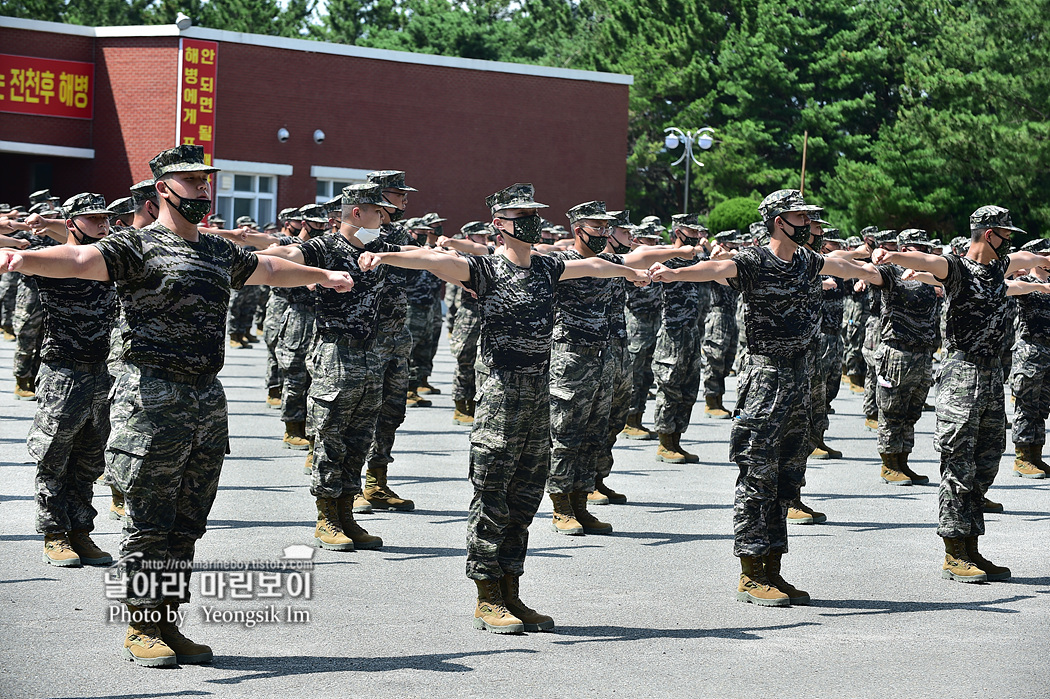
[707,196,761,235]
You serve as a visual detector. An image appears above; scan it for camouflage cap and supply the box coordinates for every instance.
[845,235,863,248]
[209,215,227,227]
[323,195,342,216]
[1020,238,1050,253]
[607,209,631,228]
[748,221,767,238]
[235,215,258,228]
[341,183,386,208]
[714,229,739,243]
[406,217,433,231]
[107,196,135,216]
[366,170,417,192]
[28,202,48,215]
[29,189,51,205]
[567,201,616,224]
[149,145,219,179]
[63,193,113,218]
[422,212,447,226]
[461,220,489,236]
[875,229,898,244]
[263,221,278,231]
[0,203,11,214]
[486,183,548,215]
[278,207,301,222]
[897,228,932,249]
[859,225,880,239]
[970,205,1025,234]
[130,178,156,196]
[632,222,663,239]
[299,203,328,223]
[672,213,708,234]
[758,189,821,223]
[550,224,571,239]
[949,236,970,253]
[640,215,664,230]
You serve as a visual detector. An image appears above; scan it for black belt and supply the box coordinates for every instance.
[552,342,605,358]
[885,340,934,354]
[45,359,107,374]
[317,330,373,350]
[749,353,807,369]
[135,366,217,387]
[950,351,1001,368]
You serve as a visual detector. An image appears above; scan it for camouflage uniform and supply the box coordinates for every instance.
[935,253,1010,538]
[262,284,288,395]
[31,271,116,534]
[819,277,845,411]
[596,273,631,482]
[1011,275,1050,448]
[10,231,58,382]
[449,280,481,403]
[862,287,882,418]
[702,282,739,400]
[226,279,260,337]
[404,266,443,387]
[653,254,708,434]
[874,264,938,454]
[97,217,258,607]
[625,282,661,415]
[272,234,316,424]
[841,282,869,380]
[465,251,565,579]
[0,271,18,330]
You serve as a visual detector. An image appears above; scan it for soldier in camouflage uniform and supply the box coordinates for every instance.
[29,194,117,568]
[1009,238,1050,479]
[701,230,740,419]
[420,212,448,394]
[359,183,649,634]
[623,223,663,439]
[650,189,870,607]
[860,230,898,428]
[448,221,487,426]
[260,208,303,409]
[877,205,1050,584]
[841,234,871,394]
[361,170,419,513]
[0,145,353,666]
[402,217,441,405]
[226,215,262,349]
[816,233,846,420]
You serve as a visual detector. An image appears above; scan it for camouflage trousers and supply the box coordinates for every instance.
[262,292,288,392]
[861,317,879,418]
[444,284,459,335]
[730,354,811,556]
[13,281,42,379]
[820,331,844,409]
[276,305,314,423]
[449,304,480,401]
[808,338,828,449]
[547,344,609,494]
[596,339,631,481]
[702,307,738,398]
[653,324,704,434]
[108,367,229,608]
[226,285,260,335]
[626,308,659,414]
[841,314,868,379]
[934,356,1006,538]
[875,344,933,454]
[0,271,17,328]
[253,285,269,330]
[366,325,411,469]
[29,362,111,534]
[1011,340,1050,446]
[466,368,550,580]
[308,339,381,499]
[406,301,437,386]
[733,297,748,374]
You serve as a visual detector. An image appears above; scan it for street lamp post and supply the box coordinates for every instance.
[663,126,715,214]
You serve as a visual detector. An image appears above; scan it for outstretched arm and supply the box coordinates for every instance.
[437,236,490,255]
[621,245,695,269]
[562,257,650,285]
[825,257,881,284]
[871,248,949,279]
[246,255,353,291]
[649,259,737,283]
[359,247,471,282]
[1008,251,1050,276]
[255,243,307,265]
[0,245,109,281]
[1007,280,1050,297]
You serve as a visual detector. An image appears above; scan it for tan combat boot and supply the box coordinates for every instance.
[847,374,865,394]
[69,530,113,565]
[314,497,355,551]
[765,552,810,605]
[1013,444,1045,479]
[352,493,373,514]
[549,493,583,535]
[416,380,440,395]
[473,579,524,634]
[594,476,627,504]
[228,332,246,349]
[864,415,879,431]
[674,433,700,463]
[406,389,432,408]
[587,488,610,505]
[453,398,474,426]
[964,536,1010,581]
[656,432,686,463]
[109,485,126,520]
[736,555,790,606]
[336,495,383,549]
[1034,444,1050,476]
[158,602,213,664]
[2,324,13,341]
[810,444,830,459]
[880,453,912,486]
[266,386,281,409]
[981,496,1004,513]
[282,421,310,450]
[303,450,313,475]
[364,466,415,511]
[941,537,988,583]
[123,605,177,667]
[570,491,613,535]
[787,499,827,525]
[621,413,656,440]
[13,375,35,400]
[242,330,259,344]
[817,440,842,459]
[42,533,81,567]
[499,575,554,631]
[704,395,731,419]
[898,452,929,484]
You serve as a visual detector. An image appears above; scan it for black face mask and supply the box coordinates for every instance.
[166,190,212,225]
[809,234,824,252]
[304,225,325,238]
[612,240,631,255]
[70,221,103,245]
[414,233,428,245]
[779,217,811,246]
[498,214,542,244]
[387,207,405,223]
[988,230,1011,258]
[580,230,609,255]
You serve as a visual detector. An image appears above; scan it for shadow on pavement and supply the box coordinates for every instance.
[55,692,212,699]
[815,594,1034,617]
[0,576,60,584]
[207,649,539,683]
[612,531,735,546]
[550,621,820,645]
[630,500,734,513]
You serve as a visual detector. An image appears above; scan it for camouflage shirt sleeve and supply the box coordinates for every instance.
[94,229,145,282]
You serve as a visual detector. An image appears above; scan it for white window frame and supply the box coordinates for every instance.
[312,166,373,204]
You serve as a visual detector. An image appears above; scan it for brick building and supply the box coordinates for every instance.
[0,16,632,227]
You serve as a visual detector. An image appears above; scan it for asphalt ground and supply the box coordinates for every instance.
[1,331,1048,698]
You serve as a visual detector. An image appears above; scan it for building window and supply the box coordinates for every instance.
[316,178,365,204]
[216,172,277,226]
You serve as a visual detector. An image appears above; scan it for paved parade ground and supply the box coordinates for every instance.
[1,334,1048,698]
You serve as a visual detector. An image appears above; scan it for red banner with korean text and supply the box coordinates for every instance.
[176,39,218,165]
[0,53,94,119]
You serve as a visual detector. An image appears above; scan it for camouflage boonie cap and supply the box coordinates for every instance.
[278,207,300,222]
[341,183,386,208]
[422,212,447,226]
[897,229,932,248]
[632,222,663,239]
[607,209,631,228]
[714,229,739,243]
[748,221,767,238]
[859,225,880,240]
[366,170,417,192]
[406,217,433,231]
[63,193,113,218]
[758,189,821,223]
[567,201,616,224]
[672,213,708,234]
[0,203,11,213]
[970,205,1025,234]
[149,144,219,178]
[235,215,258,228]
[28,202,48,215]
[29,189,51,205]
[209,215,226,227]
[949,236,970,253]
[264,221,278,231]
[639,215,664,231]
[845,235,863,248]
[486,183,548,215]
[549,224,570,239]
[461,221,488,236]
[323,195,342,216]
[130,178,156,196]
[299,203,328,223]
[107,197,135,216]
[1020,238,1050,253]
